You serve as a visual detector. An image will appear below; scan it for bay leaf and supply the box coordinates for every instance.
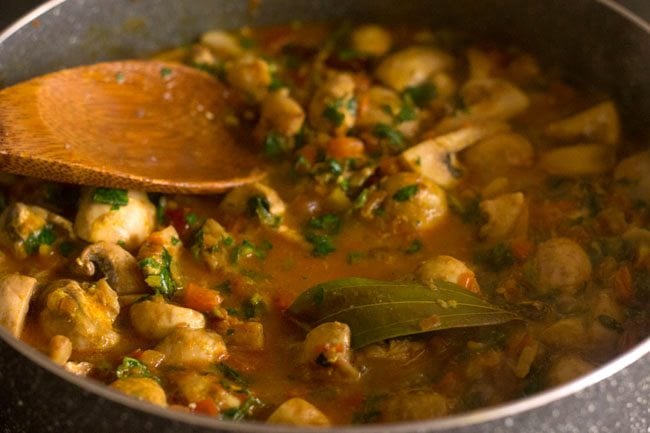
[287,277,519,349]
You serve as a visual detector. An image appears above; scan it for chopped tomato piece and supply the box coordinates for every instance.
[326,137,365,160]
[510,238,534,261]
[194,399,219,416]
[183,283,223,313]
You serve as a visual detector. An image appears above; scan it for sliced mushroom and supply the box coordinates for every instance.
[375,47,454,91]
[434,78,529,133]
[614,150,650,204]
[357,86,419,137]
[302,321,360,380]
[219,183,286,227]
[540,144,615,176]
[479,192,529,242]
[401,121,509,187]
[200,30,244,59]
[545,101,620,145]
[73,242,147,295]
[256,88,305,140]
[350,24,392,57]
[462,132,534,175]
[0,274,38,337]
[226,55,272,102]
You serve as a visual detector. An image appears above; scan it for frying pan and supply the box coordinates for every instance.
[0,1,649,432]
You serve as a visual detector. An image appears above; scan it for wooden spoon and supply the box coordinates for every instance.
[0,60,267,194]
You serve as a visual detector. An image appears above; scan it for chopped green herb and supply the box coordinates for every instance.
[395,102,417,123]
[185,212,198,227]
[243,293,266,319]
[403,83,437,107]
[474,243,515,271]
[337,48,365,60]
[92,188,128,210]
[306,233,336,257]
[139,247,177,297]
[231,239,270,264]
[447,192,483,225]
[322,98,356,127]
[115,71,125,83]
[353,189,369,209]
[117,240,127,248]
[215,280,232,295]
[268,73,285,91]
[160,67,172,78]
[392,184,419,202]
[373,123,404,151]
[263,131,290,158]
[308,214,341,235]
[405,239,423,254]
[155,196,167,225]
[222,396,262,421]
[217,363,248,387]
[326,159,343,176]
[247,196,281,228]
[323,102,345,127]
[116,357,160,383]
[239,37,255,49]
[170,237,181,246]
[24,226,56,256]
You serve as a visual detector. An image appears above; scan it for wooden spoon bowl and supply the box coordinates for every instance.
[0,60,266,193]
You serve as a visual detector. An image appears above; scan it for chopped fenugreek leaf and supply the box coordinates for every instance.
[217,363,248,387]
[264,131,290,158]
[222,396,262,421]
[403,83,437,107]
[24,225,56,256]
[323,101,346,127]
[395,101,417,123]
[139,247,177,297]
[308,214,341,235]
[92,188,129,210]
[160,67,173,78]
[247,196,281,227]
[474,243,515,271]
[116,357,160,383]
[392,184,419,202]
[405,239,423,254]
[306,233,336,257]
[373,123,404,151]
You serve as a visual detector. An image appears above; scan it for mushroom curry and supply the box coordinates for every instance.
[0,23,648,426]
